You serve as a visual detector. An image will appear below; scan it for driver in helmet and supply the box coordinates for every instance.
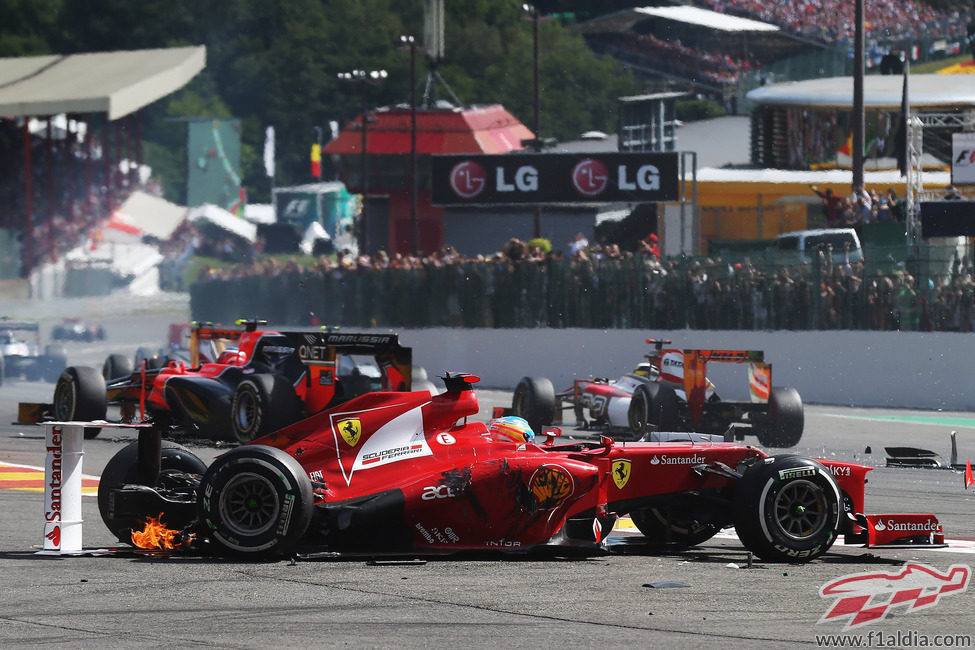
[487,415,535,444]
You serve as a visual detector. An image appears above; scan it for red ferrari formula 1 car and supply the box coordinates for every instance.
[510,338,804,447]
[97,374,944,562]
[34,321,415,442]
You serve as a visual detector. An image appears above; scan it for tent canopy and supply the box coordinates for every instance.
[113,191,188,240]
[0,46,206,120]
[187,204,257,243]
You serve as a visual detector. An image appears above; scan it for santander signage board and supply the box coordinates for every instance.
[432,152,680,205]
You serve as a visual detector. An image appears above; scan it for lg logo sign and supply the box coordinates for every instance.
[434,152,679,205]
[449,161,487,198]
[449,161,539,198]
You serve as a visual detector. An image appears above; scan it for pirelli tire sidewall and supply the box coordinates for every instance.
[198,445,313,557]
[733,455,841,563]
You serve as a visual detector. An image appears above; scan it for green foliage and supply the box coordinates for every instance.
[675,99,727,122]
[527,238,552,254]
[1,0,639,200]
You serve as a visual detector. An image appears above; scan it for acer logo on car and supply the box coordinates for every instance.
[421,485,457,500]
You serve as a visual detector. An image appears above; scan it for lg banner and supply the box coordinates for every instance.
[431,153,680,205]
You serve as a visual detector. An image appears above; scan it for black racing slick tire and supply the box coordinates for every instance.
[230,374,301,443]
[53,366,107,439]
[627,382,679,438]
[733,455,841,563]
[102,353,134,381]
[98,440,208,543]
[512,376,556,436]
[198,445,314,557]
[630,506,721,550]
[755,387,804,448]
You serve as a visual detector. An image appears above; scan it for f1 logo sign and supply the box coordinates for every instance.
[449,161,487,199]
[572,158,609,197]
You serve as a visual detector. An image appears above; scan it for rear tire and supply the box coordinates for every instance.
[628,383,679,439]
[755,387,804,448]
[230,374,300,443]
[198,445,314,557]
[630,506,721,550]
[53,366,107,439]
[512,376,556,436]
[98,440,207,543]
[733,455,841,562]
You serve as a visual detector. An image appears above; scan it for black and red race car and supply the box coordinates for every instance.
[510,338,804,447]
[37,321,415,442]
[96,373,944,562]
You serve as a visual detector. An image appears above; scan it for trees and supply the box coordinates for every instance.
[0,0,637,203]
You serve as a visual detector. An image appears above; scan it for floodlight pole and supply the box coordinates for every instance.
[524,3,543,238]
[338,69,387,256]
[401,35,420,256]
[852,0,865,191]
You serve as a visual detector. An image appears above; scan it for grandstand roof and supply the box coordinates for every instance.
[581,6,779,34]
[0,46,206,120]
[747,74,975,109]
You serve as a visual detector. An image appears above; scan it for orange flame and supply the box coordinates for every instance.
[131,513,184,550]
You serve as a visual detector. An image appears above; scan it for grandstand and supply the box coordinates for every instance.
[580,2,970,110]
[0,47,205,288]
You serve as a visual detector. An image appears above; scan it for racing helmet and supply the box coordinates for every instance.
[488,416,535,443]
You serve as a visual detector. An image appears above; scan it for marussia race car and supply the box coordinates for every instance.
[31,321,416,442]
[509,338,804,448]
[96,373,945,562]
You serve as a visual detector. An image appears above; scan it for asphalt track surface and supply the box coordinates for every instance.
[1,307,974,648]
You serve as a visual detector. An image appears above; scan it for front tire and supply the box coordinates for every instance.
[98,440,208,543]
[230,374,300,443]
[198,445,314,557]
[733,455,841,562]
[755,387,804,448]
[512,376,556,436]
[53,366,107,439]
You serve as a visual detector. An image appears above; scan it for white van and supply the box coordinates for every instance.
[772,228,863,264]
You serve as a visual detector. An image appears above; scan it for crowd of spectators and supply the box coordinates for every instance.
[0,118,139,273]
[190,233,975,334]
[586,32,754,89]
[696,0,968,45]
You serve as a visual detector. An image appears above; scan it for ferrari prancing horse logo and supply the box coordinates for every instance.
[338,418,362,446]
[612,459,631,489]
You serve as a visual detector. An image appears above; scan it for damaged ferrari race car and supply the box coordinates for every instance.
[98,373,943,562]
[510,338,804,447]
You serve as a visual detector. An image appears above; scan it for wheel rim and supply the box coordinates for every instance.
[772,479,829,540]
[234,389,258,436]
[218,472,280,537]
[628,391,647,432]
[53,378,75,420]
[512,387,526,417]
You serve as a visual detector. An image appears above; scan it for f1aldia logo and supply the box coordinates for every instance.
[449,161,487,198]
[818,563,971,628]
